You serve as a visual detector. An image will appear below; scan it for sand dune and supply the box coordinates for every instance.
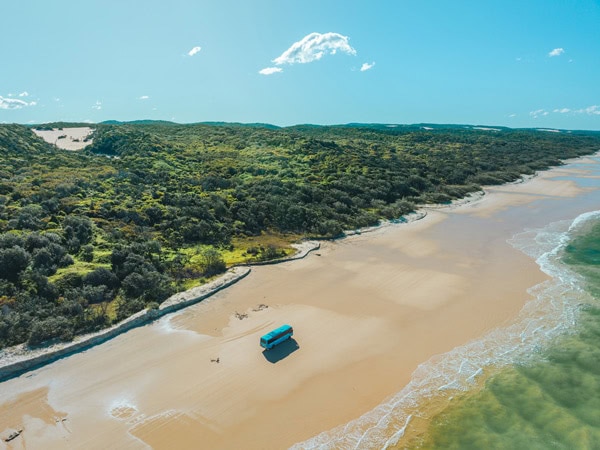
[32,127,93,150]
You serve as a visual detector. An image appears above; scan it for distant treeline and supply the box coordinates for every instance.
[0,122,599,348]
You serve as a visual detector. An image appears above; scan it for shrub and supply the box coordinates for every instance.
[0,246,30,282]
[83,267,119,290]
[198,247,226,276]
[28,316,72,346]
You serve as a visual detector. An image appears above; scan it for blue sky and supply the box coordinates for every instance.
[1,0,600,129]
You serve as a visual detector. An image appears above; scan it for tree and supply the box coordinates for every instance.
[0,246,30,282]
[80,244,94,262]
[83,267,119,290]
[10,205,45,230]
[21,272,59,301]
[28,316,72,346]
[121,269,173,302]
[24,233,50,252]
[63,215,93,246]
[198,247,226,276]
[32,248,57,275]
[261,245,284,260]
[121,272,147,298]
[80,285,111,304]
[0,234,24,249]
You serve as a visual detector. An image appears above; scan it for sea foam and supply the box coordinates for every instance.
[291,210,599,450]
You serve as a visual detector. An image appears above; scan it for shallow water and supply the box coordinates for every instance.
[293,211,599,450]
[407,213,600,449]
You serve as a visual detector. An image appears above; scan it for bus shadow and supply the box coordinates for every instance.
[262,338,300,364]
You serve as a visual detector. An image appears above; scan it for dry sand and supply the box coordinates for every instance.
[0,156,598,450]
[32,127,93,150]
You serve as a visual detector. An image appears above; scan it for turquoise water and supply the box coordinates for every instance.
[409,212,600,449]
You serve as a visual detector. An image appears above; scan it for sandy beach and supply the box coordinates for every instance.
[1,156,598,450]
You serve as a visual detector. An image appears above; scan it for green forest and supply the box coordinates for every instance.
[1,121,599,349]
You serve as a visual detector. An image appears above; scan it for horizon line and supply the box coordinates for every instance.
[4,119,600,133]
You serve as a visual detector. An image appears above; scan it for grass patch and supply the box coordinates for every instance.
[225,232,300,264]
[49,259,111,283]
[175,232,300,268]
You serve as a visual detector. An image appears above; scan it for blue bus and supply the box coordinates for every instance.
[260,324,293,350]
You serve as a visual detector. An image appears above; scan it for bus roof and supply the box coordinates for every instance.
[260,324,292,340]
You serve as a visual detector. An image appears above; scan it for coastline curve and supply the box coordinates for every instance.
[0,240,322,381]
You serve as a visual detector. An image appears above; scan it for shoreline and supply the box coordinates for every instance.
[0,153,598,449]
[0,267,251,381]
[291,156,600,449]
[0,239,324,381]
[395,209,600,449]
[0,188,486,381]
[0,155,589,382]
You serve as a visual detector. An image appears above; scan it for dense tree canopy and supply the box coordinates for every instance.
[0,122,599,348]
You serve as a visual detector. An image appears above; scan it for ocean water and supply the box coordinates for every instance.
[292,208,600,450]
[407,211,600,449]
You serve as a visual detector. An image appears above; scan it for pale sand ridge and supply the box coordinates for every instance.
[33,127,94,150]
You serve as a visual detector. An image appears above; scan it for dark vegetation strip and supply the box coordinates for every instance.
[0,122,599,350]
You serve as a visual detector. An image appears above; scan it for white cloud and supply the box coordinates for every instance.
[188,46,202,56]
[534,105,600,117]
[272,32,356,66]
[138,95,150,100]
[529,109,549,118]
[575,105,600,115]
[0,96,36,110]
[259,67,283,75]
[508,113,517,118]
[360,62,375,72]
[92,101,102,110]
[18,91,29,97]
[544,105,600,118]
[549,47,564,57]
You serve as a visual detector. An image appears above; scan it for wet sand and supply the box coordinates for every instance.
[0,158,597,450]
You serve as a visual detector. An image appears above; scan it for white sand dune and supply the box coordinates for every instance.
[33,127,94,150]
